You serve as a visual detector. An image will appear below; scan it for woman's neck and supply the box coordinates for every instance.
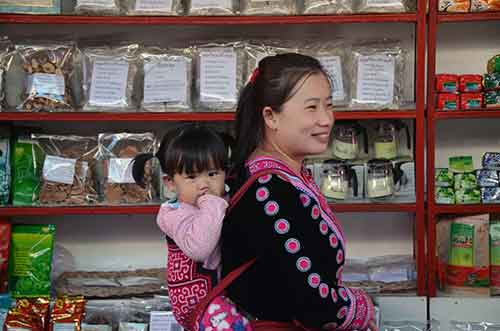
[252,141,303,174]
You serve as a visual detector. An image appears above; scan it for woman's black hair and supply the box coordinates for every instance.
[132,124,229,188]
[232,53,330,175]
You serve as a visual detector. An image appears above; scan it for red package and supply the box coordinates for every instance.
[5,298,50,331]
[436,74,459,93]
[460,93,483,109]
[459,74,483,93]
[437,93,459,110]
[0,222,10,293]
[49,296,86,331]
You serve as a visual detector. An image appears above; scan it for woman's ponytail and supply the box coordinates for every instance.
[132,153,156,188]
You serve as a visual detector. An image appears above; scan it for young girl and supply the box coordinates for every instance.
[132,124,251,331]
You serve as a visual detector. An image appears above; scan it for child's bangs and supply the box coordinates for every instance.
[173,142,226,175]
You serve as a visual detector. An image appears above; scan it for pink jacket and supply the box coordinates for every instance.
[156,194,228,270]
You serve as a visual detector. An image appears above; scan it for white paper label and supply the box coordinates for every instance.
[54,323,76,331]
[43,155,77,185]
[135,0,173,11]
[82,324,112,331]
[318,56,345,101]
[29,73,65,101]
[200,49,237,103]
[366,0,402,6]
[356,55,395,104]
[89,60,129,107]
[108,158,135,184]
[77,0,116,7]
[150,312,182,331]
[119,323,148,331]
[191,0,231,8]
[144,59,188,104]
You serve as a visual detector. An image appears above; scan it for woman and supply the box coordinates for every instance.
[222,53,376,331]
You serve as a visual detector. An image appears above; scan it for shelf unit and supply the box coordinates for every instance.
[426,1,500,296]
[0,8,427,295]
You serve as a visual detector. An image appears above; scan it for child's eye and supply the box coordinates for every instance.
[208,170,219,177]
[186,174,197,180]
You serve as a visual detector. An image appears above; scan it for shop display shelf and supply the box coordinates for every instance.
[0,110,417,122]
[435,204,500,215]
[437,12,500,23]
[0,202,417,216]
[434,109,500,119]
[0,13,418,25]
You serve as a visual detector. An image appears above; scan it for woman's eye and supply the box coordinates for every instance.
[326,103,334,109]
[306,105,317,111]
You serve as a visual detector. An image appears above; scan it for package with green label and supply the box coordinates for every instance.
[454,172,478,190]
[491,220,500,296]
[485,91,500,108]
[450,223,475,267]
[484,73,500,91]
[449,156,474,173]
[488,54,500,74]
[435,168,454,187]
[11,138,44,206]
[455,188,481,204]
[436,187,455,204]
[0,138,10,205]
[8,224,56,297]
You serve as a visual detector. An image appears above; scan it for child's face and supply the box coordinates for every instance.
[165,168,226,205]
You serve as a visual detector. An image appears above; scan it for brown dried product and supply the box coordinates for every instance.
[33,134,98,206]
[16,44,77,112]
[97,133,157,205]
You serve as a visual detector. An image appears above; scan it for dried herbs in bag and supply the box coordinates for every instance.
[126,0,184,15]
[83,45,140,112]
[33,134,98,206]
[240,0,297,15]
[244,42,297,81]
[187,0,237,15]
[302,0,353,14]
[75,0,121,15]
[97,132,157,205]
[15,43,78,112]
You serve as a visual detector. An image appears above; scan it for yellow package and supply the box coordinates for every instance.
[439,0,471,11]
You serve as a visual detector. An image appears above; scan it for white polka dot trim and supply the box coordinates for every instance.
[308,273,321,288]
[256,187,270,202]
[336,249,344,264]
[258,174,273,184]
[274,219,290,235]
[285,238,300,254]
[264,201,279,216]
[296,257,311,272]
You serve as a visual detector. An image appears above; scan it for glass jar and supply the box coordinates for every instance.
[366,159,396,199]
[331,121,368,160]
[373,120,411,160]
[320,159,358,200]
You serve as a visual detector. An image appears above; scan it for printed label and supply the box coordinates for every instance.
[89,60,129,107]
[118,323,148,331]
[144,59,188,104]
[28,73,65,101]
[108,158,135,184]
[0,0,53,6]
[150,311,183,331]
[356,55,395,104]
[318,56,345,101]
[200,49,237,103]
[374,141,397,159]
[366,0,402,6]
[191,0,231,7]
[77,0,116,6]
[42,155,77,185]
[135,0,173,11]
[449,223,474,267]
[81,324,112,331]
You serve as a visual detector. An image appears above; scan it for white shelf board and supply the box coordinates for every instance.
[374,296,427,324]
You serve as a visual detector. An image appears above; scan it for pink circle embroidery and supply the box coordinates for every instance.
[296,257,311,272]
[264,201,279,216]
[308,273,321,288]
[329,234,339,248]
[336,266,344,280]
[331,289,338,303]
[256,187,269,202]
[336,249,344,264]
[311,205,320,220]
[258,174,272,184]
[299,193,311,207]
[337,306,348,319]
[319,283,329,298]
[323,322,338,330]
[319,221,329,235]
[285,238,300,254]
[339,287,348,301]
[274,219,290,235]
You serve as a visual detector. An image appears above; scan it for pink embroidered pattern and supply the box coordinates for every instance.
[319,283,329,298]
[264,201,279,216]
[346,288,373,331]
[338,287,348,301]
[329,233,339,248]
[274,219,290,235]
[337,306,348,320]
[336,266,344,280]
[256,187,270,202]
[311,205,320,220]
[319,221,329,235]
[323,322,338,330]
[296,257,312,272]
[300,193,311,207]
[336,249,344,264]
[285,238,301,254]
[308,273,321,288]
[258,174,273,184]
[331,288,338,303]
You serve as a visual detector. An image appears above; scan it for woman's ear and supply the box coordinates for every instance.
[262,106,279,131]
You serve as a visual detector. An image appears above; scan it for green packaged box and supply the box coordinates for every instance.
[0,0,60,14]
[436,187,455,204]
[8,224,55,298]
[450,222,474,267]
[11,139,44,206]
[485,91,500,108]
[455,188,481,204]
[449,156,474,173]
[0,139,9,205]
[436,168,454,187]
[484,73,500,91]
[454,172,478,190]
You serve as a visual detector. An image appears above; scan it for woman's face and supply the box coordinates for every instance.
[270,73,335,160]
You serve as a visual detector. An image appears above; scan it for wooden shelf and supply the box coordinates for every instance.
[435,204,500,215]
[0,110,417,122]
[437,12,500,23]
[434,109,500,119]
[0,203,417,216]
[0,13,418,25]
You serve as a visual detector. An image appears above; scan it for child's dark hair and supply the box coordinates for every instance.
[233,53,330,173]
[132,125,228,187]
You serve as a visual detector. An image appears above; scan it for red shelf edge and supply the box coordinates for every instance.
[434,204,500,215]
[435,109,500,119]
[335,110,417,119]
[437,12,500,23]
[0,13,418,25]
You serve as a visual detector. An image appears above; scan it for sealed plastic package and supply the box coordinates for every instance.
[356,0,415,13]
[240,0,296,15]
[452,321,500,331]
[11,43,78,112]
[140,47,193,112]
[302,0,353,14]
[125,0,184,15]
[33,134,98,206]
[75,0,122,15]
[187,0,237,15]
[83,44,140,112]
[244,42,297,81]
[195,43,245,111]
[96,132,157,205]
[351,41,407,110]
